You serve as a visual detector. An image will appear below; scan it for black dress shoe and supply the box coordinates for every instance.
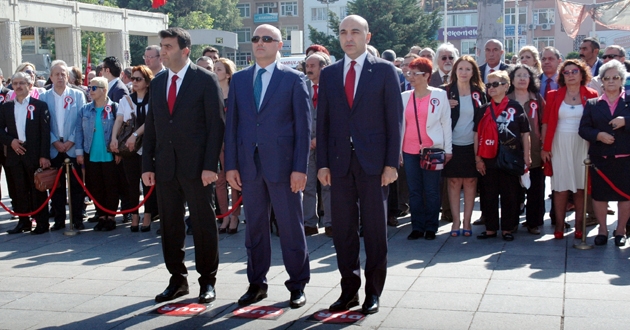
[102,219,116,232]
[141,224,151,232]
[198,284,216,304]
[361,295,379,314]
[407,230,424,240]
[50,223,65,231]
[186,226,193,235]
[238,285,268,306]
[87,215,99,223]
[7,222,31,234]
[289,290,306,308]
[477,232,498,239]
[155,284,189,303]
[387,215,399,227]
[73,222,85,230]
[130,225,139,232]
[424,231,436,240]
[329,293,359,311]
[31,226,50,235]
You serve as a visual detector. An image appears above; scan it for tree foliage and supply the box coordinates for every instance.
[308,12,344,60]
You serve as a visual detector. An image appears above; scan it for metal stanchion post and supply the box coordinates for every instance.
[64,158,79,236]
[574,157,593,249]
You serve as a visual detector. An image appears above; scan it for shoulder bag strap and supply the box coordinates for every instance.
[412,93,423,149]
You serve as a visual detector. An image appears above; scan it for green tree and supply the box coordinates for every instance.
[308,12,344,59]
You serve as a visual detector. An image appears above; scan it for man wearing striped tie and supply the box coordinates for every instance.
[540,46,561,98]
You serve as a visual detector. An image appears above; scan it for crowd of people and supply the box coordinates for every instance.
[1,14,629,314]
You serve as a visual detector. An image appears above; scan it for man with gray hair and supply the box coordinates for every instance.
[430,43,459,87]
[144,45,165,76]
[419,47,435,62]
[0,71,51,234]
[479,39,509,83]
[540,46,562,98]
[589,45,628,95]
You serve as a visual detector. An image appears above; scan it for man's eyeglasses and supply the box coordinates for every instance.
[143,55,160,60]
[87,85,104,91]
[602,75,622,82]
[251,36,281,43]
[13,81,28,86]
[602,54,620,60]
[441,56,454,61]
[405,71,425,77]
[562,69,580,76]
[487,81,507,88]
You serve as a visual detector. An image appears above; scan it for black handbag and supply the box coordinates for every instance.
[490,105,524,176]
[412,93,445,170]
[111,96,142,158]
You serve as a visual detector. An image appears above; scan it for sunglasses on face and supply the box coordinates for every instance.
[251,36,280,43]
[562,69,580,76]
[405,71,425,77]
[87,85,104,91]
[601,54,620,60]
[602,75,621,82]
[441,56,454,61]
[130,77,145,82]
[487,81,507,88]
[24,70,35,75]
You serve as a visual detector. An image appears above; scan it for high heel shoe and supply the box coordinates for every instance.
[574,230,583,240]
[227,215,239,234]
[130,225,139,232]
[140,224,151,232]
[554,231,564,239]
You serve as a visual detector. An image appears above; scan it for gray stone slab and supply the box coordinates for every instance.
[396,291,482,312]
[565,271,630,285]
[73,295,154,315]
[409,277,489,294]
[496,254,566,270]
[3,292,95,312]
[420,264,495,279]
[484,279,565,298]
[564,316,630,330]
[564,298,630,317]
[0,291,30,308]
[470,312,560,330]
[565,282,630,301]
[0,276,65,292]
[478,295,563,316]
[491,265,565,282]
[0,309,58,329]
[40,278,127,295]
[74,265,157,281]
[381,308,474,329]
[33,311,131,329]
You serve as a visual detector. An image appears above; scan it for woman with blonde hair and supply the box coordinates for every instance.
[518,46,543,76]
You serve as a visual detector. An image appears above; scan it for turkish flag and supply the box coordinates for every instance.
[152,0,166,8]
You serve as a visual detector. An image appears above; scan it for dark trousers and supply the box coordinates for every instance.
[403,153,442,232]
[6,158,49,227]
[51,154,84,225]
[331,151,388,297]
[525,167,545,227]
[480,166,520,232]
[115,160,131,213]
[241,152,310,292]
[84,154,118,217]
[156,173,219,288]
[387,164,410,216]
[122,153,158,216]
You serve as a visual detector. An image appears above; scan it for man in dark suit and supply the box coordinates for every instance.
[317,15,403,315]
[225,24,311,309]
[142,27,225,305]
[0,72,51,234]
[540,46,562,98]
[479,39,510,83]
[579,37,603,77]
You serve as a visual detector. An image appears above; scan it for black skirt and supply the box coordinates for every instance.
[442,144,478,178]
[590,155,630,202]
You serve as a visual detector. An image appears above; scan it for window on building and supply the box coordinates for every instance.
[461,40,477,59]
[340,6,348,18]
[534,37,554,50]
[533,9,555,25]
[258,2,278,14]
[504,7,526,25]
[235,28,251,43]
[446,13,478,27]
[311,7,327,21]
[574,35,586,51]
[229,52,252,67]
[236,4,250,18]
[280,1,298,16]
[281,26,299,41]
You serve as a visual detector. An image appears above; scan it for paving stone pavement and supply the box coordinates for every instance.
[0,176,629,329]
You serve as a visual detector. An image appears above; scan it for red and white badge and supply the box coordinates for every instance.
[104,105,112,119]
[64,96,73,109]
[0,95,4,103]
[430,98,440,113]
[506,107,516,121]
[27,105,35,120]
[529,101,538,118]
[472,91,482,107]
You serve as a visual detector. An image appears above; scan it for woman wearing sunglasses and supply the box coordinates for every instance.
[507,64,546,235]
[442,55,487,237]
[400,57,452,241]
[76,77,120,232]
[474,71,530,241]
[579,60,630,246]
[110,65,157,232]
[541,59,598,239]
[6,62,46,101]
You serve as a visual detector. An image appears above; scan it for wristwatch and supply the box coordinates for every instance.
[132,132,138,137]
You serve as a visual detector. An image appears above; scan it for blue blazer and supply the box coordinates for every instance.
[40,87,86,158]
[224,63,311,183]
[107,79,129,103]
[316,53,403,177]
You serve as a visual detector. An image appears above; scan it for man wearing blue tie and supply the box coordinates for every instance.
[225,24,312,309]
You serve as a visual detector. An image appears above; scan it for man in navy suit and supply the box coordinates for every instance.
[579,37,603,77]
[479,39,510,83]
[317,15,403,315]
[225,24,311,309]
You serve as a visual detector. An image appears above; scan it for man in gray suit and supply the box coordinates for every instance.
[303,52,332,237]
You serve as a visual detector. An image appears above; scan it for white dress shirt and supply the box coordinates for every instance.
[167,60,191,101]
[253,61,277,109]
[53,87,68,139]
[343,51,368,99]
[14,96,30,142]
[484,63,502,83]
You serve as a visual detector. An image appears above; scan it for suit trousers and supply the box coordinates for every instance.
[480,166,520,232]
[84,155,118,217]
[122,153,158,216]
[241,152,310,292]
[525,167,545,227]
[6,158,49,227]
[156,174,219,288]
[331,150,388,297]
[51,153,84,225]
[304,149,331,228]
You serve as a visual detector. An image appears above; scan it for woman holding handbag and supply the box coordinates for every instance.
[401,57,452,241]
[474,70,531,241]
[110,65,157,232]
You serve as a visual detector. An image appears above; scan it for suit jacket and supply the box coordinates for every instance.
[40,87,86,158]
[0,98,51,167]
[592,58,603,77]
[307,80,317,139]
[443,83,488,130]
[107,78,129,103]
[224,63,311,182]
[479,62,510,83]
[0,86,9,105]
[142,63,225,182]
[579,96,630,157]
[429,70,449,88]
[317,53,403,177]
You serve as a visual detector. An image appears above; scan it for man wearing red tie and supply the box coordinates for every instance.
[142,27,225,305]
[317,15,403,315]
[540,46,561,98]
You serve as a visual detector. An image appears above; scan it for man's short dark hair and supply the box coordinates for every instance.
[159,28,192,50]
[102,56,122,78]
[582,37,601,50]
[202,46,219,56]
[542,46,562,60]
[123,67,132,79]
[95,64,104,76]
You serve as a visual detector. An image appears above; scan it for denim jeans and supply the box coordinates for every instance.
[403,152,442,232]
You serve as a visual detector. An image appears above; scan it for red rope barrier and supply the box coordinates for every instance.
[0,167,64,217]
[216,196,243,219]
[592,165,630,200]
[71,167,155,215]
